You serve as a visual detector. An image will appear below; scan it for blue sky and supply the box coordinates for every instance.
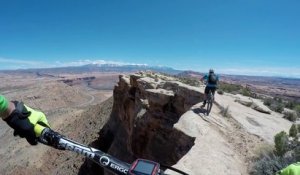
[0,0,299,77]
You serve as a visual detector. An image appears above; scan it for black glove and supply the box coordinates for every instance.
[4,101,37,145]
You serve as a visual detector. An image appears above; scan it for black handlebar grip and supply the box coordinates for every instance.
[39,128,65,150]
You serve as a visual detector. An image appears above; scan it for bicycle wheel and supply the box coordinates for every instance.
[206,92,213,115]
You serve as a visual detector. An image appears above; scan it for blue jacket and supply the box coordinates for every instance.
[203,73,219,88]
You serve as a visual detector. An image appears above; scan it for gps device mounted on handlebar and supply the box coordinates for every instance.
[129,159,160,175]
[38,127,188,175]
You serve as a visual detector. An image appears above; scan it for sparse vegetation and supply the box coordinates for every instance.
[218,82,243,93]
[274,131,289,156]
[176,76,200,87]
[285,100,297,110]
[289,124,298,138]
[143,71,202,87]
[263,97,285,114]
[218,82,258,98]
[241,88,252,97]
[251,125,300,174]
[262,97,300,121]
[273,103,284,113]
[250,151,292,175]
[283,111,298,122]
[295,104,300,116]
[263,98,273,106]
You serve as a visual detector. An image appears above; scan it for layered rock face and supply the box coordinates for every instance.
[98,72,204,167]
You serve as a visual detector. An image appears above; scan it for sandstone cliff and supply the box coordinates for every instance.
[99,73,203,166]
[94,72,293,175]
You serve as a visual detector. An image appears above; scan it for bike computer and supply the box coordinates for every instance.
[129,159,160,175]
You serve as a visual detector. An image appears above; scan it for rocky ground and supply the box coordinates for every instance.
[0,72,296,175]
[170,88,292,174]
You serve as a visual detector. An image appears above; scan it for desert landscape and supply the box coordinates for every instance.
[0,70,119,174]
[2,1,299,174]
[0,68,299,175]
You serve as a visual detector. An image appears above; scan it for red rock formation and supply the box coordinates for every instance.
[98,73,204,169]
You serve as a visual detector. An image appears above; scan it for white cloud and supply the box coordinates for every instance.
[54,59,148,67]
[0,57,148,70]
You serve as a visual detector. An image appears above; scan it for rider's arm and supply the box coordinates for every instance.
[277,163,300,175]
[200,74,207,81]
[1,95,50,145]
[0,95,15,120]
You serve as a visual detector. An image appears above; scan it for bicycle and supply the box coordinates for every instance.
[39,128,189,175]
[206,90,214,116]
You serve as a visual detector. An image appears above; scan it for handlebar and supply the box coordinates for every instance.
[39,128,131,175]
[38,128,173,175]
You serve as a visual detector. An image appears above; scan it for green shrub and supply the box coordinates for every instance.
[263,97,287,114]
[251,129,300,174]
[289,124,298,138]
[294,105,300,115]
[263,98,273,106]
[276,104,284,113]
[177,77,200,87]
[274,97,283,103]
[241,88,252,97]
[285,101,297,109]
[274,131,289,156]
[272,103,284,113]
[294,146,300,161]
[284,111,298,122]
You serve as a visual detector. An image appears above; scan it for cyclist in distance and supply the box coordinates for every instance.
[200,69,219,108]
[0,95,50,145]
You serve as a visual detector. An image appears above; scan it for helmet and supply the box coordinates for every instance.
[209,69,214,74]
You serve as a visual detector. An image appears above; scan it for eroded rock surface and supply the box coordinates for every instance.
[99,73,204,168]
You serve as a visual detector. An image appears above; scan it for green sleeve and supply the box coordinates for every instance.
[0,95,9,113]
[279,163,300,175]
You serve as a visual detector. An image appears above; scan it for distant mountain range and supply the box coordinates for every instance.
[0,63,182,75]
[1,64,299,83]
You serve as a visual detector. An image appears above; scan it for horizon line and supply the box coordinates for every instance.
[0,63,299,80]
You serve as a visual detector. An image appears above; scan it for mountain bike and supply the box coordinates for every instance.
[39,128,188,175]
[206,90,214,116]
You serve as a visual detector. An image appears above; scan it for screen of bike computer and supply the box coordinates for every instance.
[129,159,159,175]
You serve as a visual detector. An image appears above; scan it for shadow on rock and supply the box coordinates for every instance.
[192,107,207,115]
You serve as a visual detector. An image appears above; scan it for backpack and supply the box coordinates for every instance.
[208,73,217,84]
